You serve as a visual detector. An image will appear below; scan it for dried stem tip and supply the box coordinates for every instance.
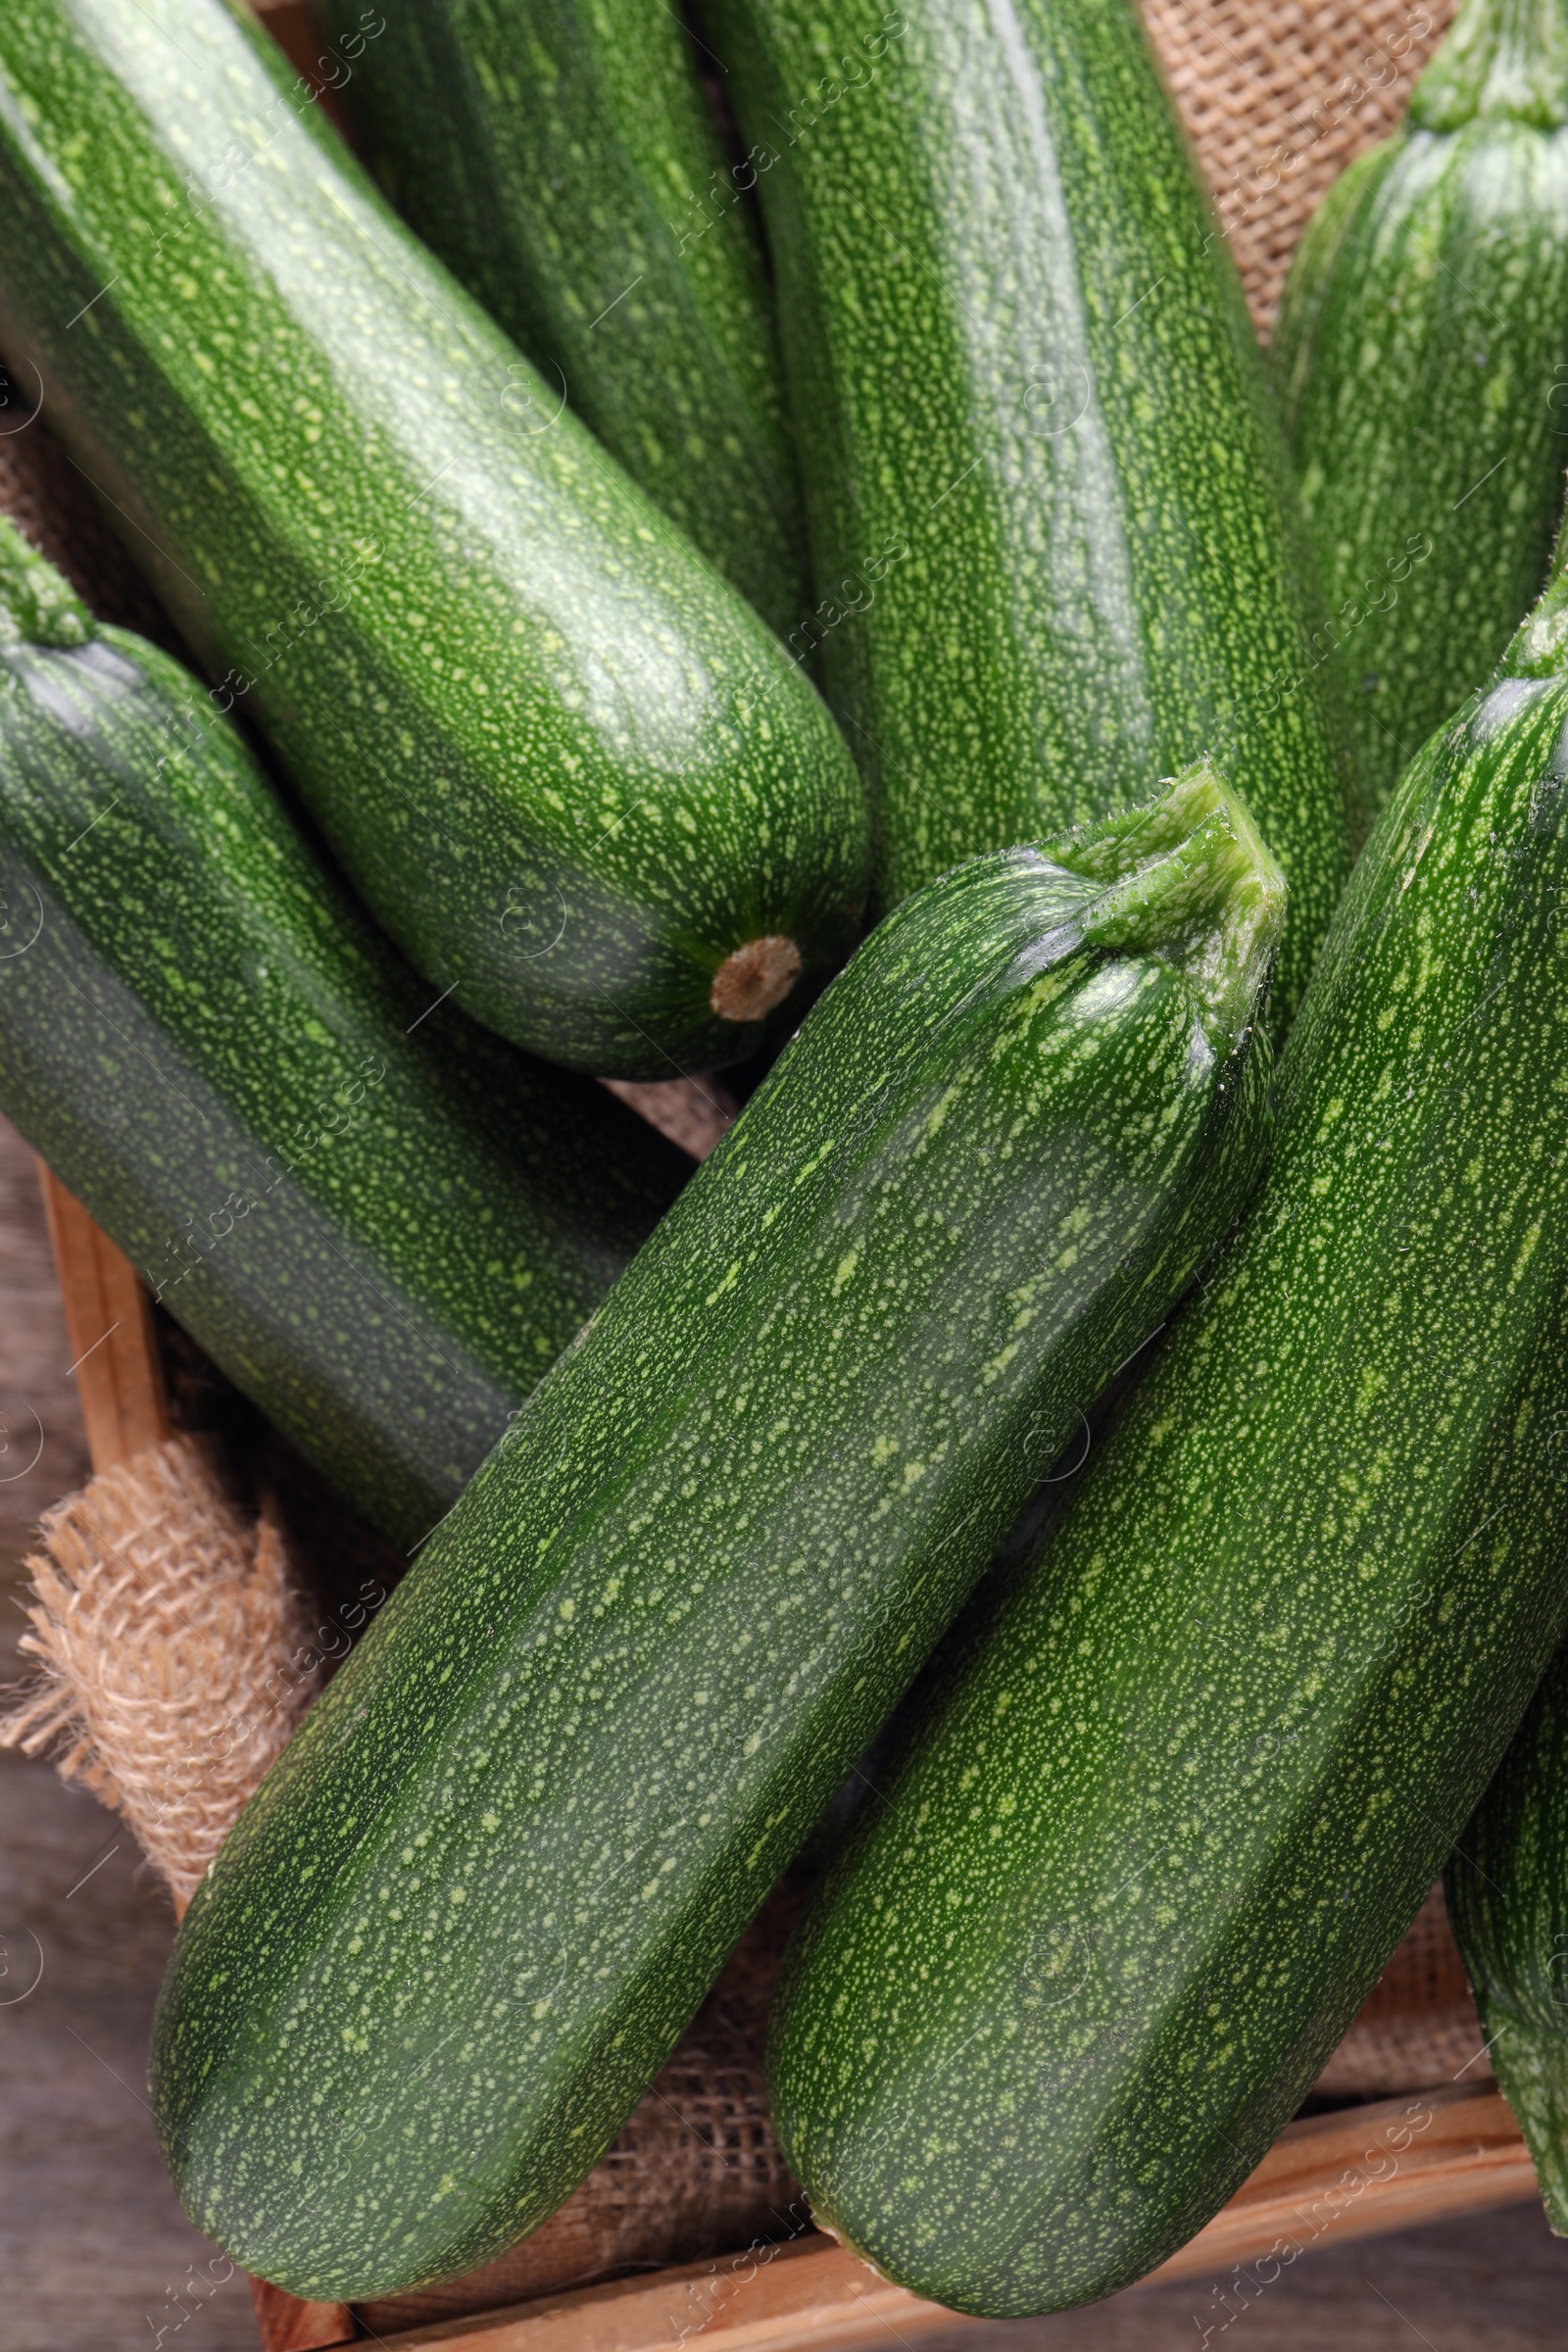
[710,935,803,1023]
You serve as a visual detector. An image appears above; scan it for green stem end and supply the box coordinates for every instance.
[1047,760,1287,1057]
[0,515,95,652]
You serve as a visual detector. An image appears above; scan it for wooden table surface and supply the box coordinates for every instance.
[0,1108,1564,2352]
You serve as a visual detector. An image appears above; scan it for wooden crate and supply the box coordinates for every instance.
[37,1165,1541,2351]
[21,1,1542,2339]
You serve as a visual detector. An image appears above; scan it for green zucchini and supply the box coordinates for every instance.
[1273,0,1568,817]
[151,762,1283,2300]
[766,555,1568,2316]
[0,515,687,1550]
[317,0,808,640]
[703,0,1356,1027]
[1447,1643,1568,2230]
[0,0,868,1078]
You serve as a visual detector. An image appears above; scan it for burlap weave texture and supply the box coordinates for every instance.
[0,1438,320,1913]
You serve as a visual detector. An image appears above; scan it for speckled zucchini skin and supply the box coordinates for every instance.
[151,765,1282,2300]
[0,0,868,1077]
[318,0,807,639]
[705,0,1356,1028]
[0,520,687,1549]
[767,574,1568,2316]
[1274,0,1568,817]
[1447,1643,1568,2231]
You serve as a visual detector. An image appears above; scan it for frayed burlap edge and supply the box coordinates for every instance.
[0,1435,321,1913]
[0,1418,803,2325]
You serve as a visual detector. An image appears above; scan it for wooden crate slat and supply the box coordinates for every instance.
[339,2237,903,2352]
[348,2083,1537,2351]
[249,2278,360,2352]
[36,1162,169,1471]
[1144,2082,1536,2282]
[36,1168,358,2351]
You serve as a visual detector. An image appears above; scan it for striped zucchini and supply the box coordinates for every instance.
[766,559,1568,2315]
[705,0,1357,1026]
[0,0,868,1077]
[1273,0,1568,816]
[151,763,1282,2299]
[1447,1642,1568,2230]
[0,516,686,1549]
[318,0,808,638]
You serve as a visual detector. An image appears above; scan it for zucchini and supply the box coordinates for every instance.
[1447,1642,1568,2230]
[704,0,1356,1027]
[151,762,1283,2300]
[318,0,808,639]
[766,558,1568,2315]
[0,0,868,1077]
[1273,0,1568,817]
[0,515,687,1550]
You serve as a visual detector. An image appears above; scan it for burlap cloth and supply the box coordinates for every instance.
[1143,0,1456,329]
[1,1441,320,1913]
[0,0,1491,2322]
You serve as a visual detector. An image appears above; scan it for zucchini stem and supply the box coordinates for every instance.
[1501,507,1568,674]
[710,933,802,1021]
[0,516,94,650]
[1052,760,1286,1059]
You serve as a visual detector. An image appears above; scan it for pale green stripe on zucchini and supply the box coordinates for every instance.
[706,0,1357,1028]
[320,0,808,638]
